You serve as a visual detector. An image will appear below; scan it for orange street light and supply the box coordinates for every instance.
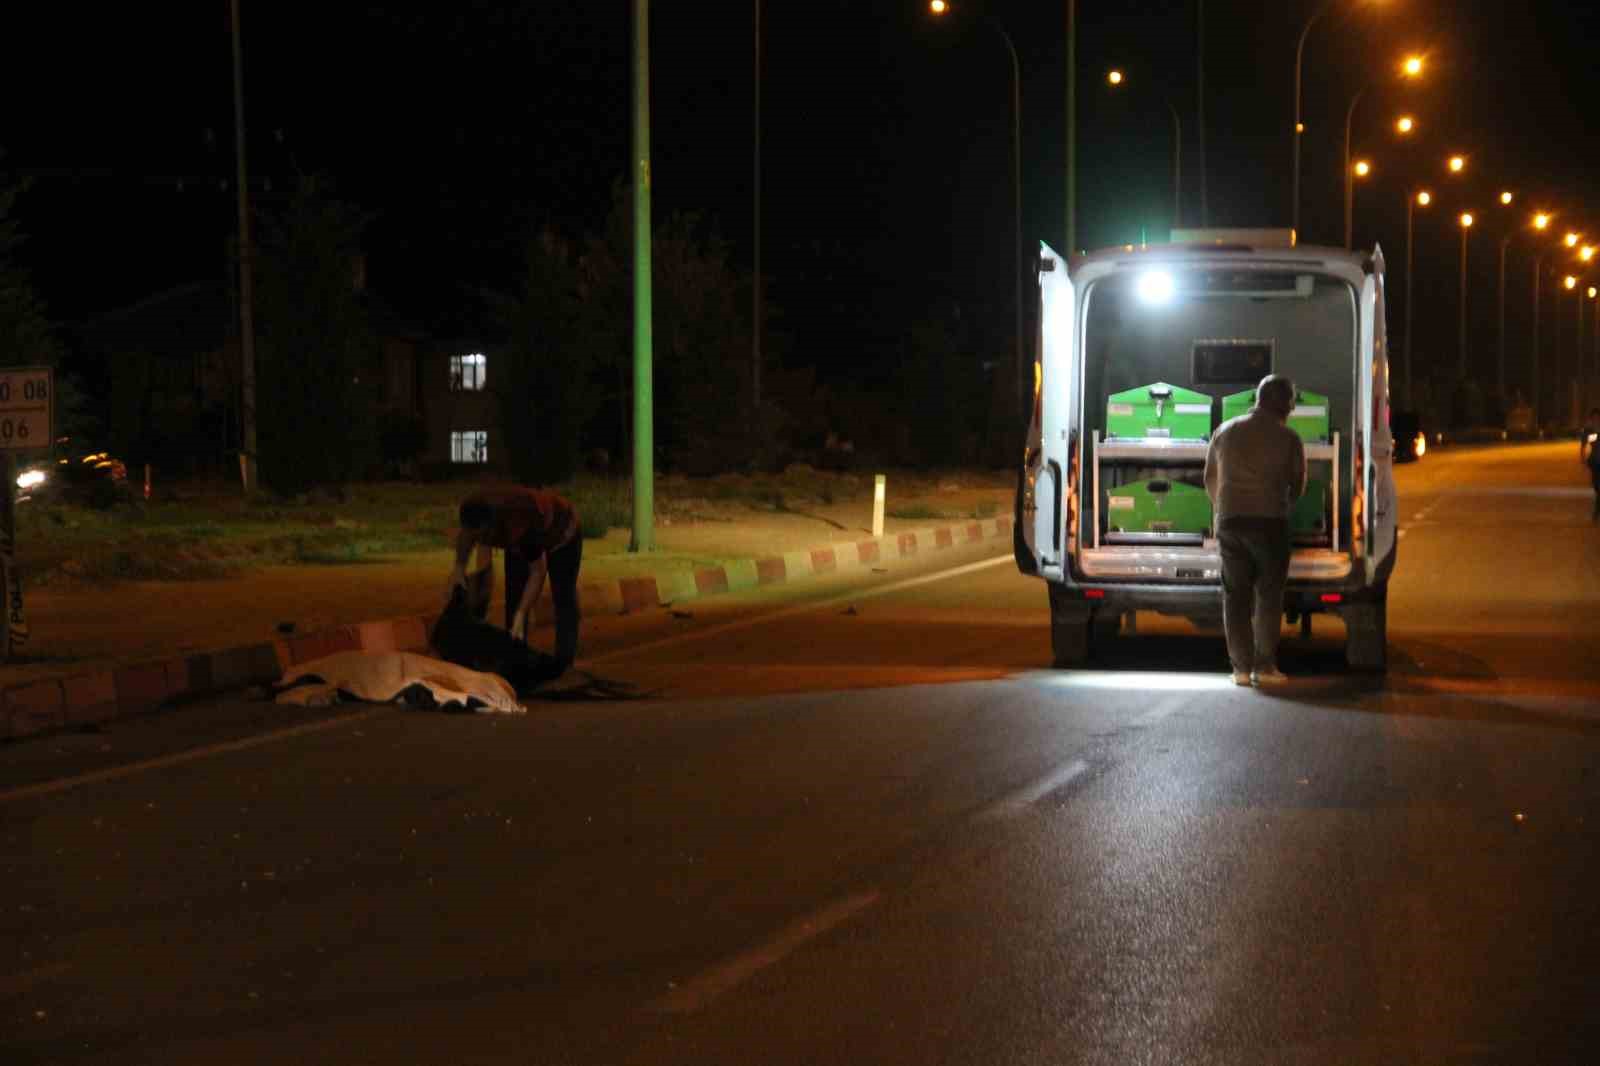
[1589,286,1598,299]
[1460,212,1474,228]
[1582,246,1596,262]
[1403,54,1425,77]
[1534,212,1551,230]
[1354,159,1372,177]
[1396,115,1415,134]
[929,0,949,13]
[1500,191,1514,205]
[1417,190,1432,206]
[1448,155,1466,173]
[1565,275,1578,290]
[1566,232,1581,248]
[1107,69,1123,85]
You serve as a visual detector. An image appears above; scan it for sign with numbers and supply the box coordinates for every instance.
[0,366,53,452]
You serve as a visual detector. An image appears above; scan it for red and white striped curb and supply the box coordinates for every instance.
[2,516,1011,740]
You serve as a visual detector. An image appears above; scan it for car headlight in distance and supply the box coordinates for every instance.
[1414,432,1427,458]
[1136,269,1176,306]
[16,469,47,489]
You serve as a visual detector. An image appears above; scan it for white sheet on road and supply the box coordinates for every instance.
[276,650,523,714]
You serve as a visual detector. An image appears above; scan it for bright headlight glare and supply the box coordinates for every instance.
[1136,270,1176,306]
[17,469,47,489]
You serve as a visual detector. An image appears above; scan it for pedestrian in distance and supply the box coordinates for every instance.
[447,486,583,673]
[1204,374,1307,687]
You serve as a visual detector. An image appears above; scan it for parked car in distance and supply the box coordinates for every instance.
[1391,411,1426,462]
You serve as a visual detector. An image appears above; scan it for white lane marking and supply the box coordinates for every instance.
[977,759,1089,822]
[587,554,1013,666]
[0,708,390,805]
[644,890,883,1015]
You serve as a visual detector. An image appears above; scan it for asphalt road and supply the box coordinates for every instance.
[4,442,1599,1064]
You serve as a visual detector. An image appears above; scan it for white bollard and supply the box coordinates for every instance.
[872,474,886,538]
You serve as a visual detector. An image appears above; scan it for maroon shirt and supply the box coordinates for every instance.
[463,487,579,560]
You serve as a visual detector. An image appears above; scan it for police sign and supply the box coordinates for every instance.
[0,366,53,451]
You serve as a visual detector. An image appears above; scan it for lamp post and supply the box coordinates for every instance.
[753,0,761,412]
[1403,188,1431,407]
[1458,212,1474,379]
[1106,69,1183,228]
[630,0,655,552]
[228,0,257,493]
[1342,58,1424,248]
[932,2,1025,420]
[1533,256,1544,430]
[1292,0,1339,236]
[1493,196,1526,403]
[1566,274,1582,427]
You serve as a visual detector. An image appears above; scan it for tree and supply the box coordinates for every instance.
[252,176,379,494]
[486,229,596,485]
[580,188,766,474]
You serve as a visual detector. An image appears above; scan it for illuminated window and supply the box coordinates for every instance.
[449,352,486,391]
[450,430,489,465]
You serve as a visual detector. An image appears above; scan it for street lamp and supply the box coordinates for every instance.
[1105,68,1183,228]
[1292,1,1403,235]
[1342,57,1426,248]
[1500,190,1514,206]
[1395,115,1415,134]
[930,1,1025,420]
[1459,212,1474,378]
[1403,188,1432,406]
[1565,231,1581,248]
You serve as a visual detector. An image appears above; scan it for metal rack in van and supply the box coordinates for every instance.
[1091,432,1339,549]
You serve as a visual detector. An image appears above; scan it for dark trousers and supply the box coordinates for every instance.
[505,534,584,667]
[1217,516,1291,673]
[1591,468,1600,520]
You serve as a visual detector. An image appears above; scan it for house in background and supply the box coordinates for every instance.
[74,278,518,480]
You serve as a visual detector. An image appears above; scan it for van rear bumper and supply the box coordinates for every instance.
[1077,545,1352,584]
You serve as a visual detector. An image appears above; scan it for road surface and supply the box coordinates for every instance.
[4,442,1598,1064]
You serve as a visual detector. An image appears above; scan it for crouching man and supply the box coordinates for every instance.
[448,486,582,673]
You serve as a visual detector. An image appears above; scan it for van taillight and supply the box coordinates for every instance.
[1319,593,1343,604]
[1084,588,1105,599]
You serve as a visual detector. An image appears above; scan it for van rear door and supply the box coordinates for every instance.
[1018,241,1076,580]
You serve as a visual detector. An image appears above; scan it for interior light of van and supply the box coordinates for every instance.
[1136,269,1176,306]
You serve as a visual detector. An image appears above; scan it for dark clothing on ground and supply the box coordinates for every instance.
[1218,517,1292,672]
[432,587,567,695]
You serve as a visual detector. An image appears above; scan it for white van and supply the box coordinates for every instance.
[1014,230,1397,670]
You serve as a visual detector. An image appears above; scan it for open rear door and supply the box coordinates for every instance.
[1359,245,1397,581]
[1016,241,1076,580]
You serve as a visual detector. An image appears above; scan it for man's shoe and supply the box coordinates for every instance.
[1254,668,1290,685]
[1232,670,1253,686]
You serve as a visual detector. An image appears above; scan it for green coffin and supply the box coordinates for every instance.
[1221,388,1331,443]
[1106,381,1214,441]
[1106,478,1213,536]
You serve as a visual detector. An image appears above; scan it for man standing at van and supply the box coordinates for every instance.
[1204,375,1307,686]
[447,486,583,673]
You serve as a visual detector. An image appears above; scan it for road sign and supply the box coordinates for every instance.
[0,366,53,452]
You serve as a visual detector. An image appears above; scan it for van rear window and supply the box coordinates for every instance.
[1192,340,1273,384]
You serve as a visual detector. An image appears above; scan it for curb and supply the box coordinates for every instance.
[3,516,1012,741]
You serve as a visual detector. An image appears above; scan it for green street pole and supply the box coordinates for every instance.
[630,0,655,552]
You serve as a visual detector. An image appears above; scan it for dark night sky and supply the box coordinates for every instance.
[5,1,1600,387]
